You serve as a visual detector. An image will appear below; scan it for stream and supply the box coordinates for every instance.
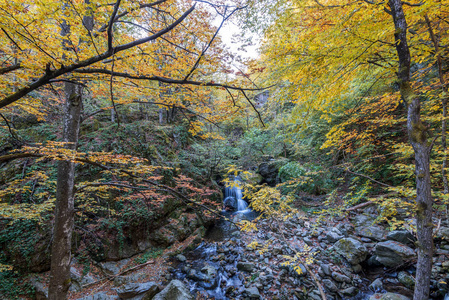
[169,178,445,300]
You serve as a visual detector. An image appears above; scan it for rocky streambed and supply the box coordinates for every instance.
[28,206,449,300]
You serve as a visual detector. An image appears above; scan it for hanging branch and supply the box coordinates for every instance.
[241,90,265,127]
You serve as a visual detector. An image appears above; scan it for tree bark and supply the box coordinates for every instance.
[48,2,90,298]
[48,83,82,300]
[389,1,434,299]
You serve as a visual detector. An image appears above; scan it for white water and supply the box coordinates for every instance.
[224,177,249,212]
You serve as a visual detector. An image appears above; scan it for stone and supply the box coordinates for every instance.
[320,263,331,276]
[258,159,280,186]
[340,287,357,296]
[436,227,449,240]
[100,259,130,275]
[326,231,343,243]
[237,262,255,272]
[331,271,351,283]
[223,197,238,211]
[369,278,383,292]
[358,225,386,241]
[153,280,193,300]
[374,241,416,268]
[369,292,410,300]
[115,282,160,299]
[76,292,119,300]
[113,273,146,286]
[175,254,187,262]
[352,214,375,228]
[333,238,368,265]
[29,278,48,300]
[398,271,415,289]
[322,279,339,293]
[386,230,416,247]
[245,286,261,299]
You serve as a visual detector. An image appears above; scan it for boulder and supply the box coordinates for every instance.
[398,271,415,289]
[223,197,238,211]
[386,230,416,247]
[374,241,415,268]
[187,264,218,289]
[369,292,410,300]
[245,286,261,299]
[153,280,193,300]
[358,226,386,241]
[237,262,255,272]
[115,282,159,299]
[258,159,279,186]
[333,238,368,265]
[100,259,130,275]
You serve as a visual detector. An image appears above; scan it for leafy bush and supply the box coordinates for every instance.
[278,162,334,195]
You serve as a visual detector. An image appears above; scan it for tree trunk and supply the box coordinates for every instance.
[48,2,90,298]
[48,83,82,300]
[389,1,434,299]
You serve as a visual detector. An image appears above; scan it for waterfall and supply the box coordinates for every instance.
[224,176,248,212]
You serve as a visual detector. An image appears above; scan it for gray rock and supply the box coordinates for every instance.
[387,230,416,247]
[322,279,339,293]
[223,197,237,211]
[320,263,331,276]
[398,271,415,289]
[153,280,193,300]
[333,238,368,265]
[76,292,119,300]
[175,254,187,262]
[340,287,357,296]
[115,282,159,299]
[113,273,146,286]
[237,262,254,272]
[100,259,130,275]
[326,231,343,243]
[369,278,383,292]
[352,215,375,227]
[436,227,449,239]
[374,241,416,267]
[331,271,351,283]
[245,286,261,299]
[358,225,386,241]
[29,278,48,300]
[369,292,410,300]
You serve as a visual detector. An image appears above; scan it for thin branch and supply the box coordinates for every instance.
[241,90,265,127]
[110,56,120,125]
[1,28,23,51]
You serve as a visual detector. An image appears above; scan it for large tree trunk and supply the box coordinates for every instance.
[388,1,434,299]
[48,83,82,300]
[48,2,91,298]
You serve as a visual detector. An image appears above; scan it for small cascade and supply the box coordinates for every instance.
[224,176,248,212]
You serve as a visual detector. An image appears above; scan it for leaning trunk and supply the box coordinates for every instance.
[388,1,434,299]
[48,83,82,300]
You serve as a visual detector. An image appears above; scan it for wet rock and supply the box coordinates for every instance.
[369,278,383,292]
[374,241,415,268]
[245,286,261,299]
[237,261,255,272]
[153,280,193,300]
[175,254,186,262]
[387,230,416,247]
[115,282,159,299]
[333,238,368,265]
[398,271,415,289]
[76,292,119,300]
[223,197,237,211]
[369,292,410,300]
